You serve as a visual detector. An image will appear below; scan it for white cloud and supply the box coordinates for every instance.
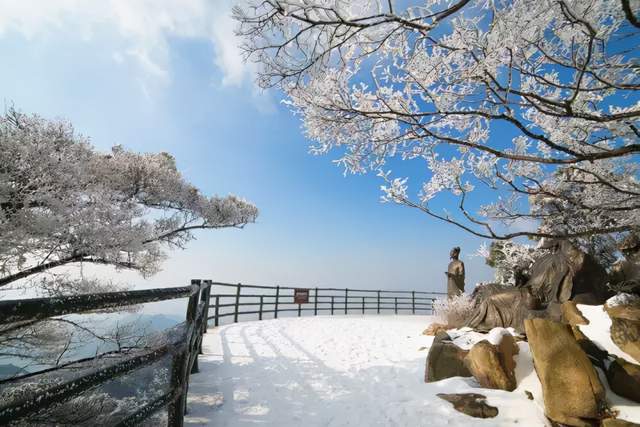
[0,0,254,89]
[211,10,255,87]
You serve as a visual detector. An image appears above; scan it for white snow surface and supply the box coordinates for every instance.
[577,304,637,364]
[185,315,547,426]
[576,304,640,423]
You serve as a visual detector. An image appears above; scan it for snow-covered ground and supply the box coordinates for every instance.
[184,315,547,426]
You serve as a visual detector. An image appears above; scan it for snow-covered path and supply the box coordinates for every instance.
[184,315,546,427]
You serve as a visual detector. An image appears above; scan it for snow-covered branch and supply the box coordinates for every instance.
[236,0,640,240]
[0,109,258,290]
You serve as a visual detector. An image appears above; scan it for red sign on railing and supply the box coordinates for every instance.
[294,288,309,304]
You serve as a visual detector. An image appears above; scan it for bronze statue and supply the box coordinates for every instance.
[466,283,540,332]
[465,239,610,333]
[527,239,609,305]
[446,247,465,298]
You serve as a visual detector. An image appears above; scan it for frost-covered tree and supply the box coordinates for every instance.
[0,109,258,291]
[234,0,640,240]
[477,241,542,285]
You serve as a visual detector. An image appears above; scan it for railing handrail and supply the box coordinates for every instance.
[209,281,447,295]
[0,285,198,324]
[0,280,212,427]
[206,281,443,327]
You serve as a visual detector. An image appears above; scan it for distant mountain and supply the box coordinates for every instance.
[123,313,183,332]
[0,313,184,381]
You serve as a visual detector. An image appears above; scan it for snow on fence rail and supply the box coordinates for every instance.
[206,281,446,326]
[0,279,212,427]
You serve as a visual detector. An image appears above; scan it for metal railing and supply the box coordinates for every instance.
[0,279,212,427]
[206,281,445,326]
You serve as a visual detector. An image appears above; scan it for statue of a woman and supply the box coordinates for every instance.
[445,247,465,298]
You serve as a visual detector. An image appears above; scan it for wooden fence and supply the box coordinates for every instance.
[0,280,444,426]
[0,279,212,427]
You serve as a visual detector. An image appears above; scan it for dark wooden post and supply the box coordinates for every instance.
[196,280,208,355]
[331,296,335,315]
[187,280,200,323]
[234,283,242,323]
[168,350,188,427]
[202,280,212,333]
[214,295,220,327]
[259,296,264,320]
[394,297,398,314]
[314,287,318,316]
[188,280,201,374]
[412,291,416,315]
[274,286,280,319]
[344,288,348,315]
[377,291,381,314]
[298,302,302,317]
[361,296,365,314]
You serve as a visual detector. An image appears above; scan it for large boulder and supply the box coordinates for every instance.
[464,335,518,391]
[436,393,498,418]
[423,323,449,336]
[601,419,640,427]
[562,301,589,325]
[605,299,640,363]
[525,318,607,427]
[424,331,471,382]
[605,356,640,404]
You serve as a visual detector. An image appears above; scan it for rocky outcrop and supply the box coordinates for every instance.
[562,301,589,325]
[525,318,607,427]
[601,419,640,427]
[464,335,518,391]
[605,356,640,404]
[423,323,448,336]
[424,331,471,382]
[436,393,498,418]
[605,301,640,363]
[605,297,640,320]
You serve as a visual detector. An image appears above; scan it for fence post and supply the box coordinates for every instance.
[259,296,264,321]
[344,288,348,315]
[412,291,416,315]
[314,287,318,316]
[234,283,242,323]
[188,280,201,374]
[167,350,188,427]
[202,280,212,333]
[214,295,220,327]
[198,281,211,354]
[377,291,381,314]
[331,296,334,315]
[274,286,280,319]
[394,297,398,314]
[187,280,200,323]
[362,296,365,314]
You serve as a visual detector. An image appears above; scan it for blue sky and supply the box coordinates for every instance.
[0,0,494,297]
